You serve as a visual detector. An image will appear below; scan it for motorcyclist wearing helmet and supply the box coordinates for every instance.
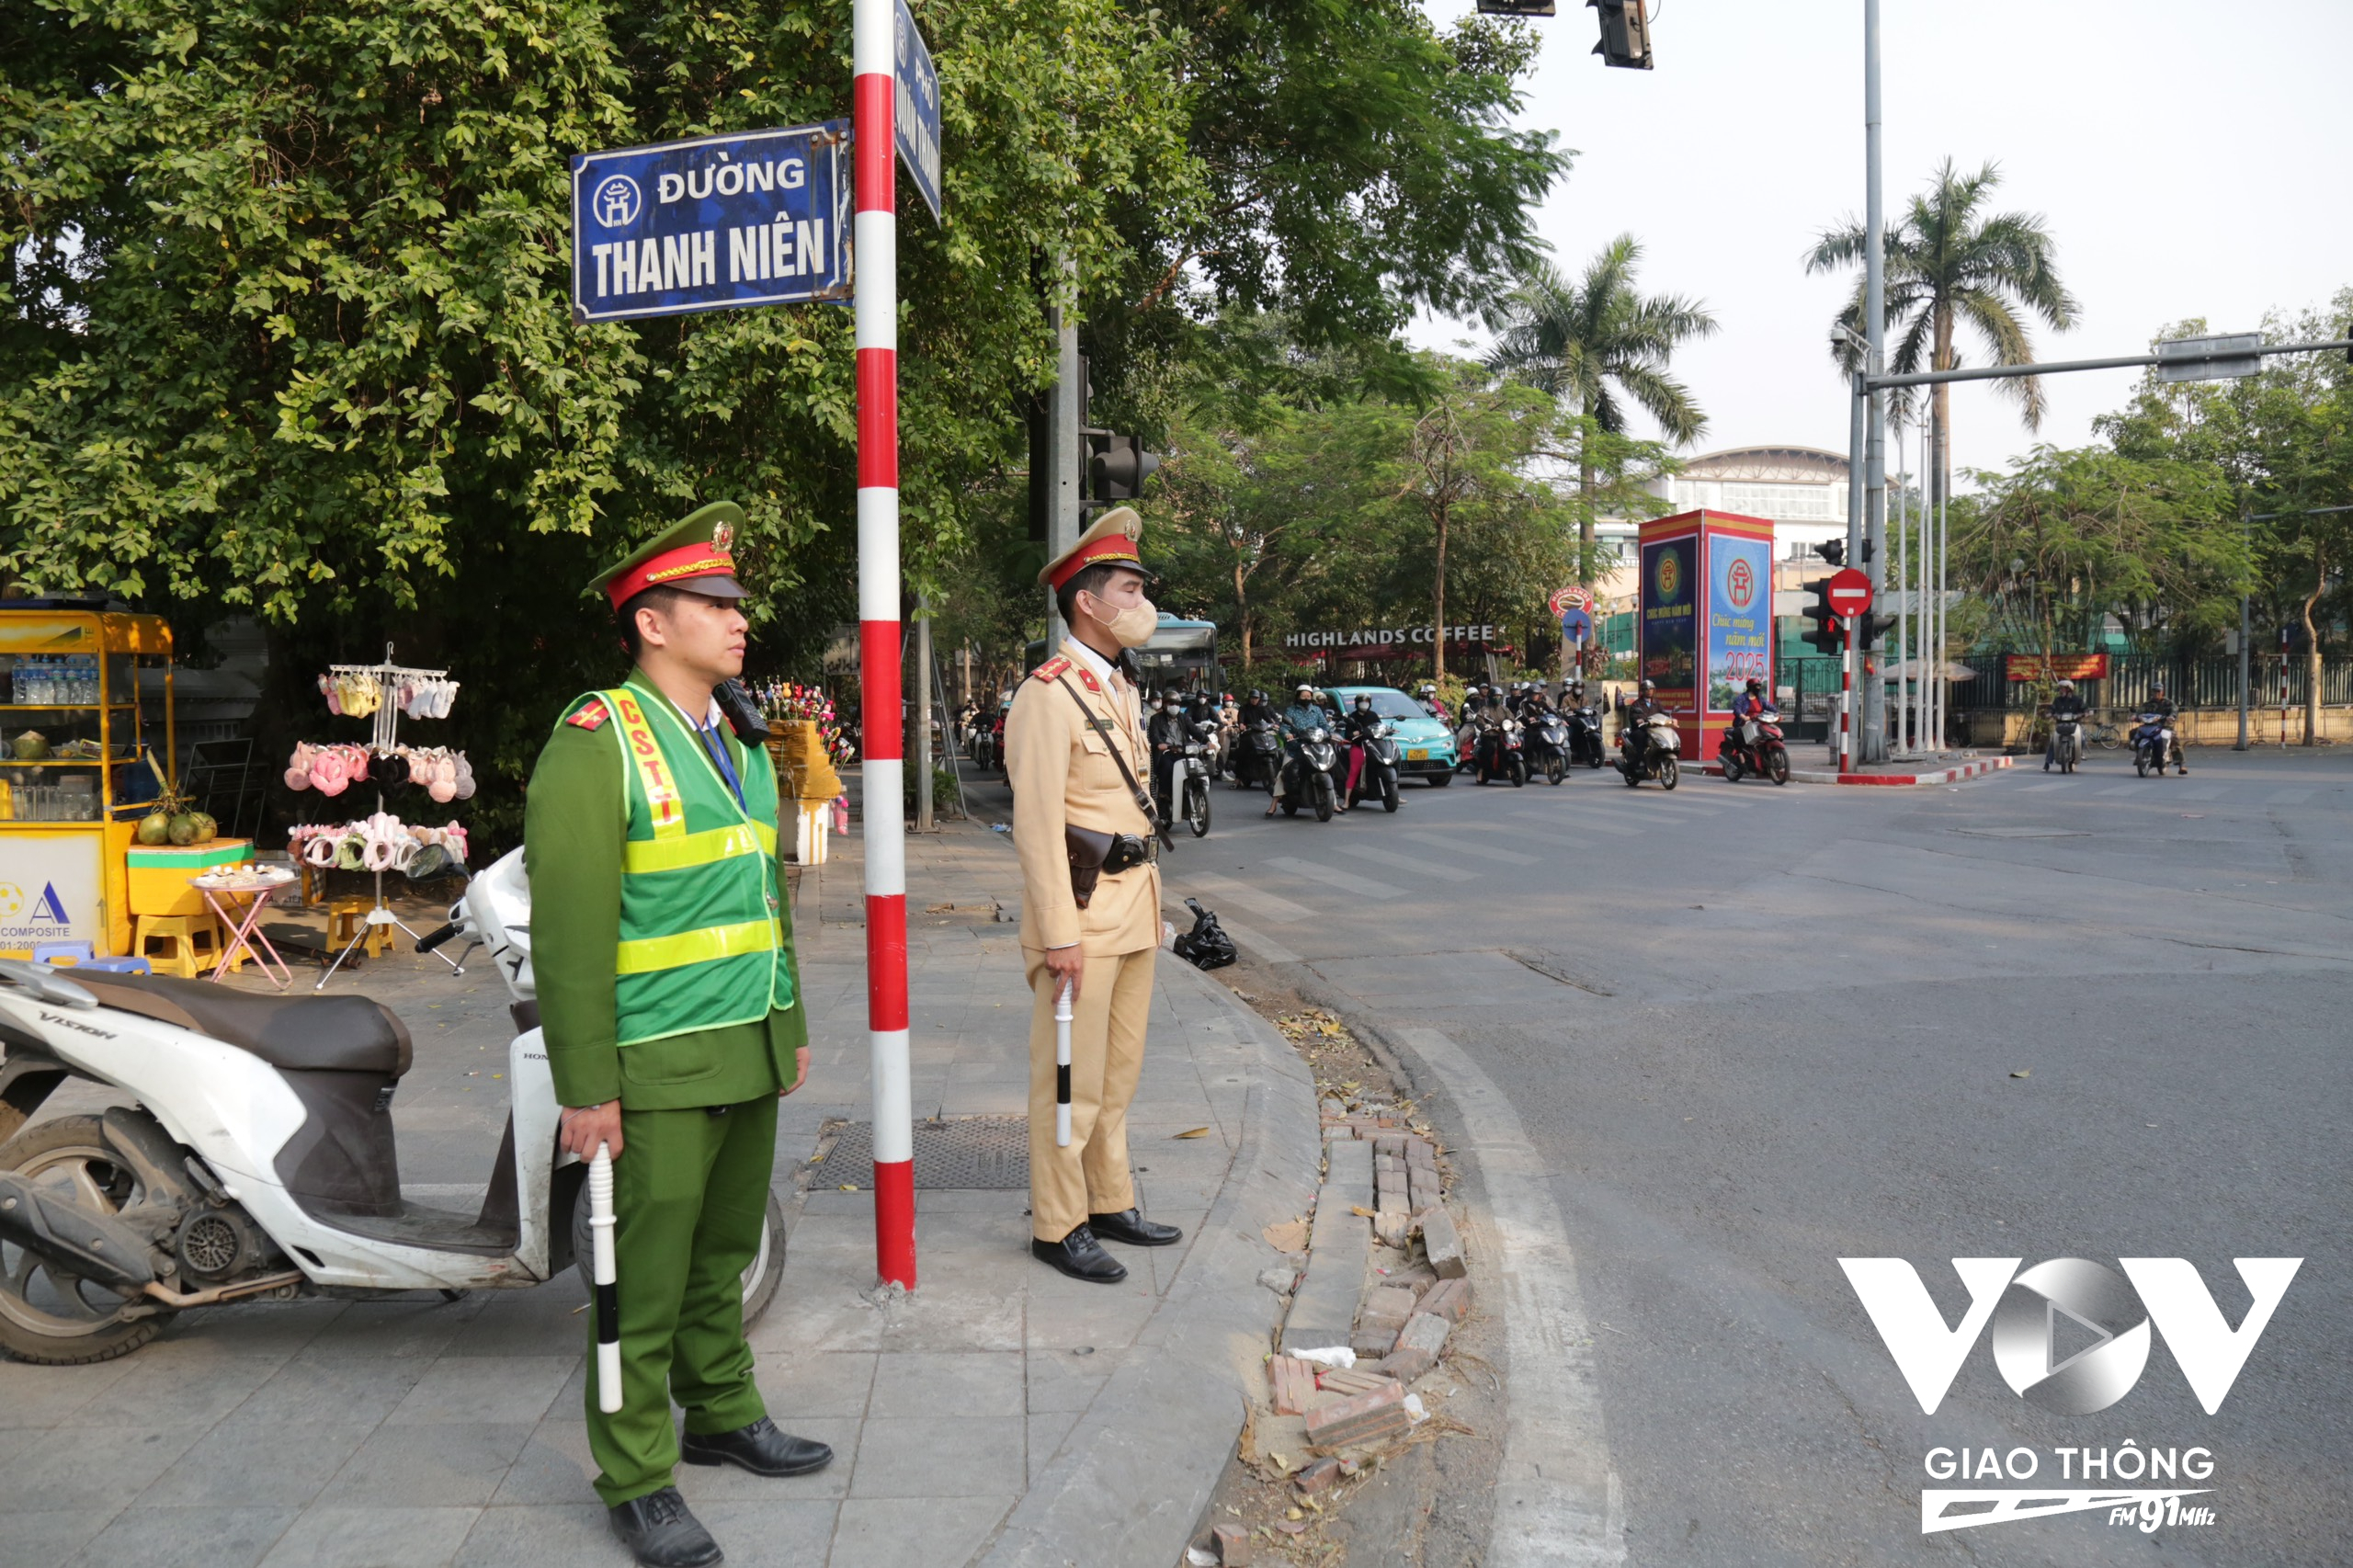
[1415,681,1445,722]
[1269,684,1343,814]
[1621,678,1666,767]
[1147,689,1188,807]
[1340,691,1385,800]
[2141,683,2186,774]
[2045,678,2087,771]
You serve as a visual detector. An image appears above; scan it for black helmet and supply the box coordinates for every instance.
[1354,694,1372,708]
[1250,688,1267,703]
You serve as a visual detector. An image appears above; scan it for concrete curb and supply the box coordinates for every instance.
[972,937,1324,1567]
[1701,756,2012,787]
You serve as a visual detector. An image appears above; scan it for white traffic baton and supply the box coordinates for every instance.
[589,1142,621,1415]
[1053,979,1074,1148]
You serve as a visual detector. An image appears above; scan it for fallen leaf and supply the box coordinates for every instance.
[1350,1205,1375,1219]
[2010,1070,2030,1079]
[1173,1127,1211,1139]
[1284,1506,1304,1521]
[1262,1220,1310,1252]
[838,1183,862,1190]
[1276,1519,1308,1535]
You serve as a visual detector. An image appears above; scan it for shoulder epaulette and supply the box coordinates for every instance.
[563,695,612,731]
[1031,655,1071,683]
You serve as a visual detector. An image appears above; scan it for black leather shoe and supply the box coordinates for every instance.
[1031,1224,1129,1282]
[608,1486,722,1568]
[1089,1208,1183,1246]
[680,1415,834,1477]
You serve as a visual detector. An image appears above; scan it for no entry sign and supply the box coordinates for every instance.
[1826,567,1873,618]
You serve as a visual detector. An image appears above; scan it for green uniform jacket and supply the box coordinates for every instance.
[525,682,806,1110]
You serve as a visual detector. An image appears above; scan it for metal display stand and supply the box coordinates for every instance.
[315,643,465,989]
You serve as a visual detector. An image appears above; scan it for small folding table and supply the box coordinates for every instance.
[194,867,299,990]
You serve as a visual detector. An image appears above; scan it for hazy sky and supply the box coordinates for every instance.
[1414,0,2353,486]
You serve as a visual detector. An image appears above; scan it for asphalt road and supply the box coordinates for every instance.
[976,740,2351,1567]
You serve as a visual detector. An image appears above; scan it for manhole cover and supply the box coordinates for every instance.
[813,1116,1029,1190]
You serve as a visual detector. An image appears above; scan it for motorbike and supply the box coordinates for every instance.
[0,851,786,1366]
[1279,725,1341,821]
[2048,710,2084,774]
[1521,710,1572,785]
[1233,718,1284,793]
[1617,710,1682,790]
[967,718,996,773]
[1346,722,1404,813]
[1717,707,1791,785]
[1565,703,1608,769]
[1472,715,1528,787]
[2132,712,2177,778]
[1154,720,1216,837]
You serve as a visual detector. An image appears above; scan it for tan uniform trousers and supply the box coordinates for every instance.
[1024,944,1154,1242]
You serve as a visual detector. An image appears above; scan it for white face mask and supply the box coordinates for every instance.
[1085,592,1158,648]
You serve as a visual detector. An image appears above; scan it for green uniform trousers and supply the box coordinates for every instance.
[585,1092,778,1506]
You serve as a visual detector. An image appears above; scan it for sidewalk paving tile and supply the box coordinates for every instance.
[677,1500,839,1567]
[228,1355,432,1427]
[6,1426,206,1514]
[4,1510,108,1568]
[256,1506,481,1568]
[382,1356,575,1426]
[867,1351,1024,1419]
[750,1351,879,1419]
[65,1506,299,1568]
[133,1420,378,1509]
[0,1361,132,1430]
[847,1415,1026,1498]
[69,1355,288,1428]
[315,1422,535,1507]
[827,1496,1012,1568]
[451,1503,609,1568]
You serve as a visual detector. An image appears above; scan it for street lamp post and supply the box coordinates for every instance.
[1859,0,1889,764]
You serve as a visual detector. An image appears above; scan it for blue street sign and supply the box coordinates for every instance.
[571,123,851,324]
[1559,606,1593,642]
[894,0,943,223]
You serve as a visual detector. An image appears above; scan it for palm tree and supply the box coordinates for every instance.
[1807,158,2080,513]
[1485,235,1716,589]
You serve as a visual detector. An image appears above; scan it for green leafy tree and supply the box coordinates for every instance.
[0,0,1194,840]
[1483,234,1714,589]
[1808,158,2079,512]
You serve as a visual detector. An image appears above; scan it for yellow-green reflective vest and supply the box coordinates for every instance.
[578,682,792,1046]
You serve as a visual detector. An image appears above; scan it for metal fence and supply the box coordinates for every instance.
[1949,653,2353,713]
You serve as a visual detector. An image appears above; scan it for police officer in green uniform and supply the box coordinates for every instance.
[526,503,831,1568]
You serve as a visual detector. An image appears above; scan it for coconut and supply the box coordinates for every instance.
[8,730,48,762]
[167,813,199,846]
[190,812,218,844]
[137,812,173,846]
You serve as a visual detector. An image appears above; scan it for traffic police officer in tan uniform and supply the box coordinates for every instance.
[1004,507,1184,1281]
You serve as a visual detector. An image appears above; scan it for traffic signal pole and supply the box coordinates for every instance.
[854,0,915,1290]
[1859,0,1888,765]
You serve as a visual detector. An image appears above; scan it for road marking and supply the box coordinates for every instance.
[1402,831,1537,863]
[1331,842,1479,882]
[1214,916,1301,965]
[1393,1026,1626,1566]
[2268,788,2314,805]
[1180,872,1317,926]
[1263,856,1408,900]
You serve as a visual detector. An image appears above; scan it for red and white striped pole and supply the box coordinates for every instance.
[854,0,915,1290]
[1838,616,1854,775]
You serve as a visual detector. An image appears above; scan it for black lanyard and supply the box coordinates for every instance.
[693,719,747,810]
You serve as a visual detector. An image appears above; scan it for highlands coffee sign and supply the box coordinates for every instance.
[1285,624,1504,661]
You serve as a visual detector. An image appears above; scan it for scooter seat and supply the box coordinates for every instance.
[72,972,415,1078]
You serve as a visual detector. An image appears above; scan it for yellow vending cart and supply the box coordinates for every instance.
[0,609,176,958]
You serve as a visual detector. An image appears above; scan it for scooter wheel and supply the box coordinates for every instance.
[1768,750,1790,786]
[1659,756,1679,790]
[1722,755,1743,783]
[0,1116,174,1365]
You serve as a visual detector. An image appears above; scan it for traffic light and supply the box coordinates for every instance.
[1086,432,1162,506]
[1800,579,1844,656]
[1587,0,1653,69]
[1814,540,1846,566]
[1857,612,1897,653]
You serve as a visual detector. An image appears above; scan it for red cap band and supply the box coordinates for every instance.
[1046,534,1144,592]
[606,545,738,609]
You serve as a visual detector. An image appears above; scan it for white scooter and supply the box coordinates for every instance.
[0,849,784,1365]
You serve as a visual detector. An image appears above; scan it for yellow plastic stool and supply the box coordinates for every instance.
[133,914,224,979]
[327,899,392,960]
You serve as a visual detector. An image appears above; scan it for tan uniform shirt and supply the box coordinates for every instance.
[1005,638,1162,955]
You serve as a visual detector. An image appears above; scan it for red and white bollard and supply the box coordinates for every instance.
[853,0,915,1290]
[1838,617,1854,775]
